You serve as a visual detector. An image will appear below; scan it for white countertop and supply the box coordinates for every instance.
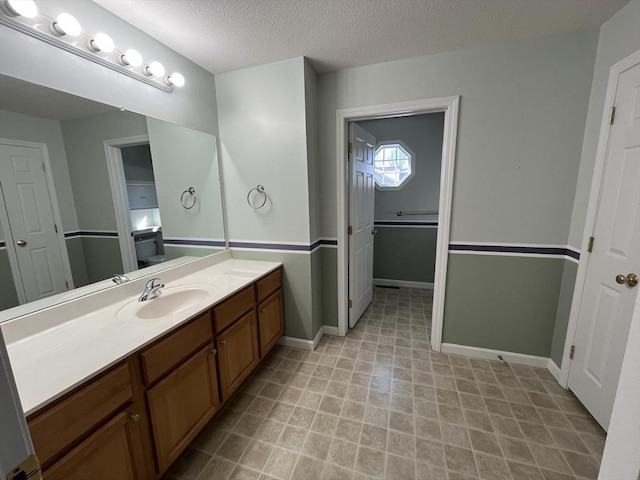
[2,253,281,416]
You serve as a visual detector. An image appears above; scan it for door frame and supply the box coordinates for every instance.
[560,49,640,387]
[103,135,150,273]
[335,96,460,351]
[0,138,74,304]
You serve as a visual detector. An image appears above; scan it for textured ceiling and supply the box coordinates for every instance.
[93,0,626,74]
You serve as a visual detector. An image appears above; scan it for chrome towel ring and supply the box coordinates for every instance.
[180,187,197,209]
[247,184,267,209]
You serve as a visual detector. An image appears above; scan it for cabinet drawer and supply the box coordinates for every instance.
[256,268,282,302]
[29,362,133,468]
[213,286,255,332]
[140,312,213,385]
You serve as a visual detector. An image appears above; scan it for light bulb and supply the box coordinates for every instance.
[3,0,38,17]
[145,61,165,77]
[120,48,142,67]
[89,32,114,53]
[166,72,185,87]
[51,13,81,36]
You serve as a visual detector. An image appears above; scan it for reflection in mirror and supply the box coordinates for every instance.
[0,75,226,320]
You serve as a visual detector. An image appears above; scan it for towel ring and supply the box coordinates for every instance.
[247,184,267,209]
[180,187,197,209]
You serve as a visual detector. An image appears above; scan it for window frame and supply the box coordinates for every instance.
[373,140,416,191]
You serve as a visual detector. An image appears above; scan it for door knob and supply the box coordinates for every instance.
[616,273,638,287]
[371,229,378,235]
[17,240,27,247]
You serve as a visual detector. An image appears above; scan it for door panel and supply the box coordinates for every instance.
[0,142,67,301]
[348,123,375,328]
[569,60,640,430]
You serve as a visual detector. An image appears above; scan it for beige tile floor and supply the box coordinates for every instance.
[165,287,606,480]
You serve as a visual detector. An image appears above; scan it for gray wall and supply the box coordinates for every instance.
[146,118,224,244]
[357,114,444,285]
[317,29,600,355]
[121,145,155,183]
[318,30,598,245]
[216,57,319,340]
[358,114,444,222]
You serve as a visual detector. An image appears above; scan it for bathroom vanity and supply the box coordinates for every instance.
[2,252,284,479]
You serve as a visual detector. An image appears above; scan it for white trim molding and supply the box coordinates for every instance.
[547,358,562,384]
[104,135,150,273]
[441,343,549,369]
[277,326,340,351]
[560,50,640,388]
[335,96,459,349]
[373,278,434,290]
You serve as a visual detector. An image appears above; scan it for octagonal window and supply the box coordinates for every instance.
[374,142,415,189]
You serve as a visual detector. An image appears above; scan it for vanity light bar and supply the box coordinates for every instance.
[0,0,185,93]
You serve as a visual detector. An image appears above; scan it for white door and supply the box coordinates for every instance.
[569,57,640,430]
[348,123,376,328]
[0,142,68,302]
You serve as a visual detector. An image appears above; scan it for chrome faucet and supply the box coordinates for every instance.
[112,273,130,285]
[139,278,164,302]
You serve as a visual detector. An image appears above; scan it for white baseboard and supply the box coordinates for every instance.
[547,358,562,383]
[322,325,339,336]
[441,343,549,368]
[277,325,341,351]
[373,278,434,289]
[277,335,315,351]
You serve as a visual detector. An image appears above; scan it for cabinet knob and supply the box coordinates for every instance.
[131,413,141,423]
[260,308,266,313]
[220,339,227,345]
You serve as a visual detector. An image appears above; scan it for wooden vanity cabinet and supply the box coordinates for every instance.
[30,266,284,480]
[147,344,219,472]
[258,289,284,357]
[43,407,144,480]
[217,309,260,400]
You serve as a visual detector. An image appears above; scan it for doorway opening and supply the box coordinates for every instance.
[336,96,459,351]
[104,134,165,274]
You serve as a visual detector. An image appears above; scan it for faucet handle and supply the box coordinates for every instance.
[147,277,163,287]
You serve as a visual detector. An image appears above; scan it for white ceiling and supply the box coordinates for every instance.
[92,0,627,75]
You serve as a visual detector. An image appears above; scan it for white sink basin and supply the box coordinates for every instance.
[117,284,214,321]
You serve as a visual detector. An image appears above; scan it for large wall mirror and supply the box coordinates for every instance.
[0,74,226,320]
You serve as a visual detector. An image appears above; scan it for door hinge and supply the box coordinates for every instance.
[587,236,594,253]
[54,224,58,233]
[608,106,616,125]
[42,162,46,172]
[65,281,68,289]
[347,142,353,155]
[347,225,353,235]
[6,454,41,480]
[348,299,352,308]
[569,345,576,360]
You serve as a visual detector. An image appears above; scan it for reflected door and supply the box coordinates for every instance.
[0,141,68,302]
[569,59,640,430]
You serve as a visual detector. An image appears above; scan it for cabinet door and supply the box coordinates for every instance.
[126,185,143,210]
[147,345,219,473]
[258,289,284,357]
[218,310,260,400]
[142,185,158,209]
[43,410,141,480]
